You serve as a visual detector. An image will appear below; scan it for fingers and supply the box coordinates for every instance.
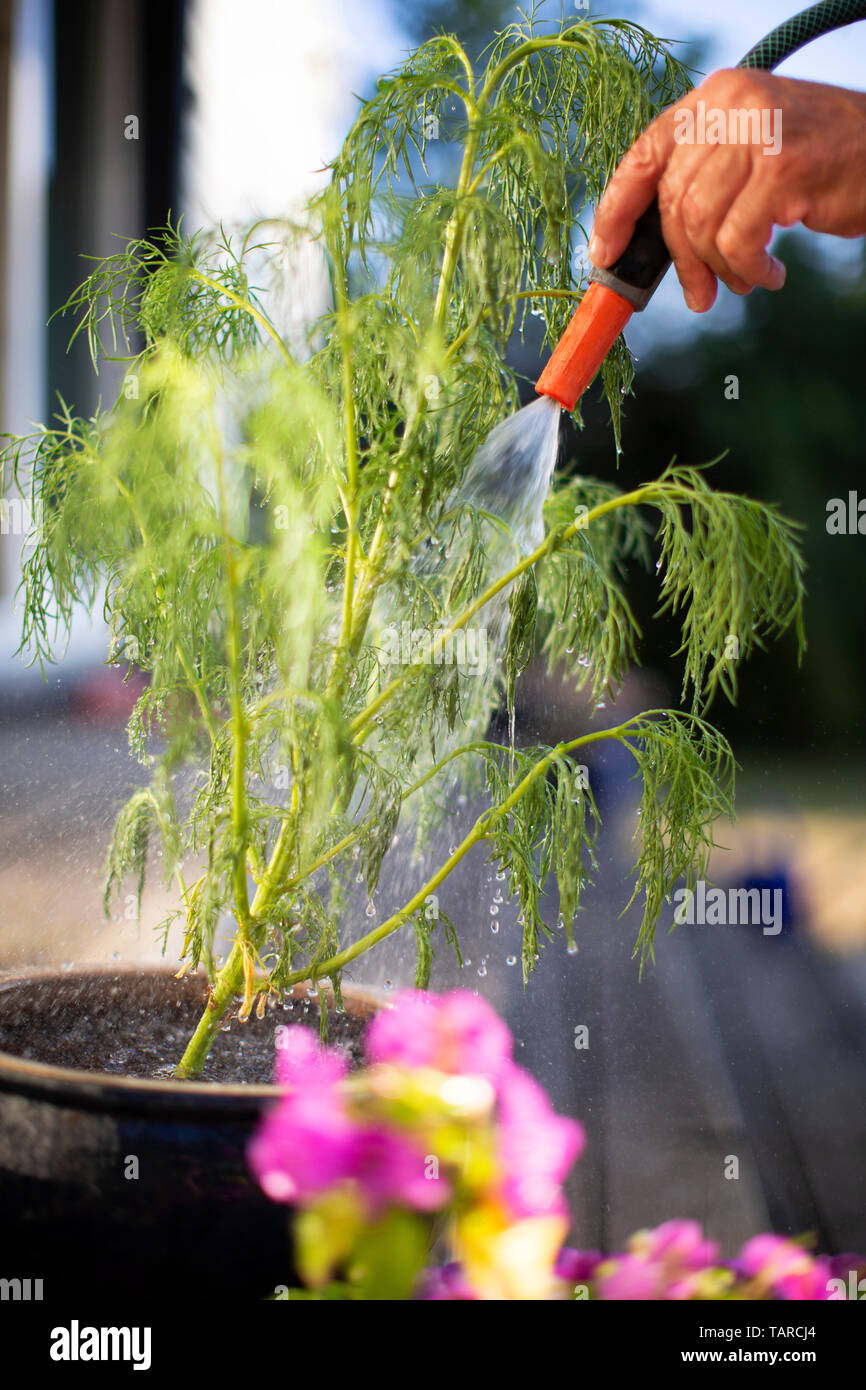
[669,151,754,308]
[655,147,727,312]
[715,177,787,291]
[589,113,678,265]
[588,68,793,313]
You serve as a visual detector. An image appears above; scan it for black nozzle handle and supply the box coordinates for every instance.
[587,199,670,311]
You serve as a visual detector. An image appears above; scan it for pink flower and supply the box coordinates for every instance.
[352,1127,451,1215]
[595,1221,720,1300]
[366,989,513,1082]
[736,1236,832,1300]
[418,1263,478,1300]
[274,1024,349,1089]
[596,1254,662,1300]
[248,1027,357,1204]
[555,1247,602,1283]
[635,1219,719,1270]
[250,1025,452,1215]
[496,1063,585,1219]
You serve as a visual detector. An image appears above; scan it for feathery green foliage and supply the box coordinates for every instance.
[0,15,805,1078]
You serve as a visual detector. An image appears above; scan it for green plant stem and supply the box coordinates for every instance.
[172,733,498,1077]
[332,231,361,671]
[178,721,617,1077]
[188,269,295,370]
[445,288,581,362]
[350,485,651,738]
[273,740,492,896]
[174,939,246,1078]
[279,725,620,986]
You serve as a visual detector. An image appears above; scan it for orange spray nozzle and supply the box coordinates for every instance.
[534,281,634,411]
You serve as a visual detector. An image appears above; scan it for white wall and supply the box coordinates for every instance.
[181,0,406,338]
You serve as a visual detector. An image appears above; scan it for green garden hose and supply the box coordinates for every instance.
[741,0,866,72]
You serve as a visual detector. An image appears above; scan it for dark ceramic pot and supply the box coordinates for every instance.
[0,966,382,1301]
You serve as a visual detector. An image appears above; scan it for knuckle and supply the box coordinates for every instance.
[776,145,809,189]
[681,182,711,232]
[704,66,773,104]
[656,171,682,218]
[715,223,741,262]
[622,129,660,175]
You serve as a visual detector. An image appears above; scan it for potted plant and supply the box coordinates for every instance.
[0,16,805,1298]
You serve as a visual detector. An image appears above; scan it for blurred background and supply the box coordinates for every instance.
[1,0,865,1258]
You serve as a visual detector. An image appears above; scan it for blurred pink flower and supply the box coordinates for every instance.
[497,1063,585,1219]
[251,1024,452,1215]
[595,1221,720,1300]
[418,1262,478,1301]
[596,1253,662,1300]
[353,1127,451,1214]
[365,989,513,1081]
[248,1027,357,1204]
[737,1235,832,1300]
[635,1219,719,1270]
[274,1021,350,1088]
[555,1247,602,1283]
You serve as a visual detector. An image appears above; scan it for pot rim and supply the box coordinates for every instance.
[0,963,388,1116]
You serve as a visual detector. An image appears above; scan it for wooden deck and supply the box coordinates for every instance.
[502,860,866,1257]
[370,795,866,1259]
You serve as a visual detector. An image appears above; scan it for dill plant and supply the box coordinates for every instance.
[1,16,806,1079]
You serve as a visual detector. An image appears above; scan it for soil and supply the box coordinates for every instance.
[0,970,371,1083]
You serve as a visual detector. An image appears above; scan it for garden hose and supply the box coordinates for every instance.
[535,0,866,410]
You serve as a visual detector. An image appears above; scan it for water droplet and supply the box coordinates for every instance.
[495,870,506,882]
[595,701,606,710]
[567,942,579,956]
[489,903,499,916]
[384,979,394,991]
[477,963,487,977]
[506,955,517,966]
[365,901,376,918]
[490,921,500,934]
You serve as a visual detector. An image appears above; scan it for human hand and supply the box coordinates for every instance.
[589,69,866,311]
